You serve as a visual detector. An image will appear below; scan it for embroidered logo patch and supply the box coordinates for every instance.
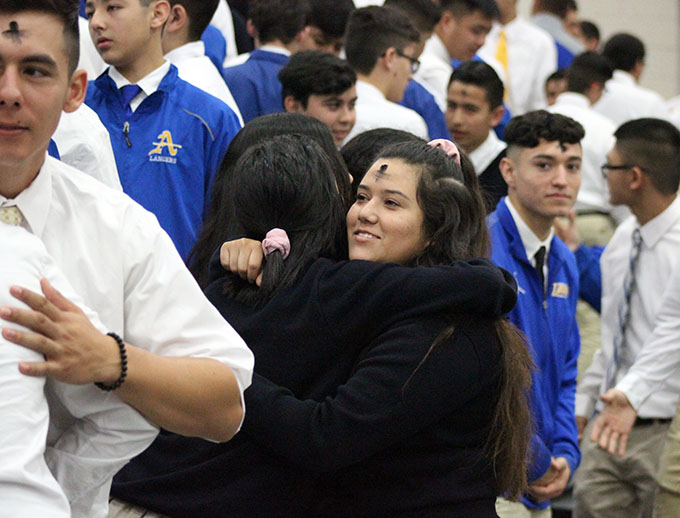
[551,282,569,298]
[148,130,182,164]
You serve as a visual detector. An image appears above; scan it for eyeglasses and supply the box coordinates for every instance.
[601,163,634,179]
[396,49,420,73]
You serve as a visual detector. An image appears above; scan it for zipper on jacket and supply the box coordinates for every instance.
[123,121,131,148]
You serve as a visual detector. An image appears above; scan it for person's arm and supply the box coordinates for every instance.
[242,316,499,472]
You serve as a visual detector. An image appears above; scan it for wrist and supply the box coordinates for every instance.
[94,332,128,390]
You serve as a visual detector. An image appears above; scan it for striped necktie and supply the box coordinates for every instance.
[0,205,23,226]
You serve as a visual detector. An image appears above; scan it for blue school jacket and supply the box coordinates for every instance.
[400,80,451,140]
[85,65,241,260]
[222,49,289,123]
[488,198,581,510]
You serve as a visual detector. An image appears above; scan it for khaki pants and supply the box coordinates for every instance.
[653,404,680,517]
[495,498,552,518]
[108,498,169,518]
[573,419,669,518]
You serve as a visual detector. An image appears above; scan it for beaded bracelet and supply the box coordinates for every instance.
[95,332,128,391]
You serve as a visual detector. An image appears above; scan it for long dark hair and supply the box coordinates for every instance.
[188,113,351,288]
[219,134,346,306]
[374,141,533,500]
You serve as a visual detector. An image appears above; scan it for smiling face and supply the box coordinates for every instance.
[0,11,85,197]
[501,139,582,237]
[446,80,503,153]
[346,158,429,265]
[298,86,357,147]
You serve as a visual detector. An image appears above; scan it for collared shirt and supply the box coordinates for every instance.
[344,80,429,143]
[506,197,554,290]
[415,34,453,110]
[594,70,669,127]
[52,103,122,190]
[478,17,557,115]
[0,225,71,518]
[0,156,254,517]
[469,130,506,176]
[165,41,244,125]
[548,92,616,213]
[108,61,171,112]
[576,196,680,419]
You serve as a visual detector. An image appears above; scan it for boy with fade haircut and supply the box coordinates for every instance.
[342,6,428,143]
[446,61,507,210]
[488,110,584,517]
[548,51,619,246]
[573,119,680,518]
[0,1,252,515]
[84,0,242,261]
[416,0,499,110]
[545,68,567,106]
[477,0,557,116]
[222,0,311,123]
[595,33,668,127]
[162,0,243,125]
[297,0,355,57]
[279,50,357,147]
[385,0,452,140]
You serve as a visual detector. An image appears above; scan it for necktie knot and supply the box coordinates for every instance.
[0,205,24,226]
[120,84,142,116]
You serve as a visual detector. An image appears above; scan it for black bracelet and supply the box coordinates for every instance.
[95,332,128,391]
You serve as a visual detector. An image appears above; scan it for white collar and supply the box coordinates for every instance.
[108,60,171,96]
[425,34,451,63]
[356,80,387,101]
[554,91,591,109]
[165,41,205,63]
[258,45,291,57]
[639,195,680,249]
[469,130,506,174]
[506,197,554,262]
[611,69,637,86]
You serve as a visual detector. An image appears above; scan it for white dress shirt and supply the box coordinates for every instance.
[0,156,254,517]
[594,70,669,128]
[575,196,680,419]
[53,103,122,190]
[344,80,429,143]
[165,41,244,125]
[0,225,71,518]
[469,130,506,176]
[415,34,453,111]
[548,92,616,213]
[478,17,557,115]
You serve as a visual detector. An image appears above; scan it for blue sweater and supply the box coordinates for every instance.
[85,66,241,260]
[222,49,289,123]
[400,80,450,140]
[488,199,581,510]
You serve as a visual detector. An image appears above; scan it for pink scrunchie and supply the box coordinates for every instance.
[262,228,290,259]
[428,139,461,166]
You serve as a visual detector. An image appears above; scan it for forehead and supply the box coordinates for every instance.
[309,85,356,103]
[519,139,582,160]
[363,158,420,190]
[458,11,493,30]
[0,11,67,67]
[448,80,490,107]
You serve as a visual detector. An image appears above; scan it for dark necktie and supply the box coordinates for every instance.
[534,246,547,294]
[120,84,142,117]
[607,228,643,388]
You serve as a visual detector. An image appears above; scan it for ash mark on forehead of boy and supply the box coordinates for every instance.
[374,163,389,180]
[3,21,25,44]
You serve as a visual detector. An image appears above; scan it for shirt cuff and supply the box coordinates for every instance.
[575,392,596,419]
[616,372,649,411]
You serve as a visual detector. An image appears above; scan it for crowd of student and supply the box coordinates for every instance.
[2,0,680,517]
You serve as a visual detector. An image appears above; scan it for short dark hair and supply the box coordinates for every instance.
[308,0,355,39]
[546,68,567,85]
[602,33,645,72]
[344,6,421,75]
[440,0,499,20]
[449,61,504,109]
[383,0,442,34]
[248,0,311,45]
[580,20,599,42]
[341,128,424,196]
[615,118,680,195]
[504,110,584,151]
[219,134,347,306]
[0,0,80,75]
[279,50,356,107]
[567,51,613,94]
[169,0,219,41]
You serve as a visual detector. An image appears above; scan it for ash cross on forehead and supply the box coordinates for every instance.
[374,163,389,181]
[2,21,24,44]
